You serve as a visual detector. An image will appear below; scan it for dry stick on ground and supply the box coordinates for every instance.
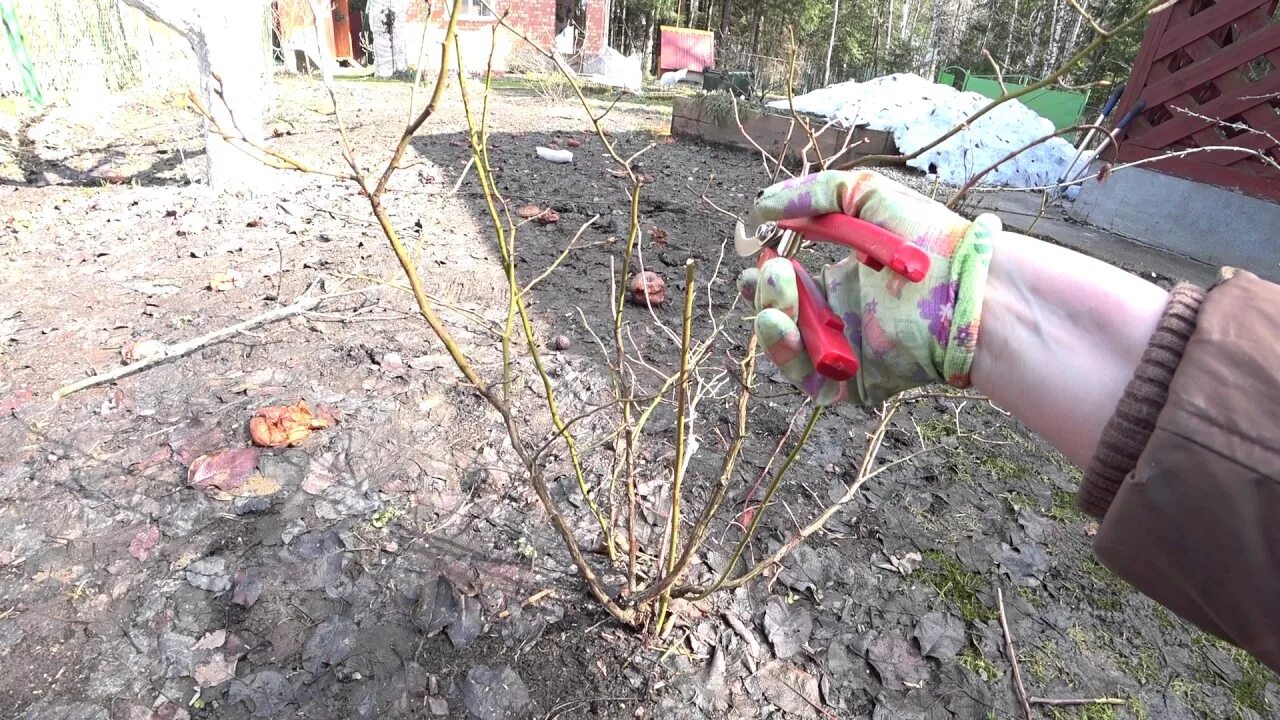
[1030,697,1127,707]
[53,288,370,399]
[997,588,1035,720]
[838,0,1168,171]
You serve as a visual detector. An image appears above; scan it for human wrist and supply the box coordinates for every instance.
[970,232,1170,466]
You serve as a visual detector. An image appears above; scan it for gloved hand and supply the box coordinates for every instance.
[737,170,1002,405]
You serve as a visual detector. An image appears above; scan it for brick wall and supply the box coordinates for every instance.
[403,0,556,48]
[583,0,608,55]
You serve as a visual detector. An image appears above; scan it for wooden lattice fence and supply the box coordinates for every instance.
[1114,0,1280,201]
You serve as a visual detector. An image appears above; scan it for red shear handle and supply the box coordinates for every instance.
[777,214,931,283]
[759,248,860,382]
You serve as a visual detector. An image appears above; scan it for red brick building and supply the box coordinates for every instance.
[275,0,611,73]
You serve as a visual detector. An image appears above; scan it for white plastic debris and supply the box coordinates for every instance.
[659,68,689,87]
[769,73,1077,188]
[584,47,642,93]
[536,147,574,163]
[554,26,576,56]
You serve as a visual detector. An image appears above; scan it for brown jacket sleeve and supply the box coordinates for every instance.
[1081,271,1280,673]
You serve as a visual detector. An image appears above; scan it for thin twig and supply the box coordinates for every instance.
[982,49,1008,94]
[54,290,368,399]
[655,261,699,636]
[1029,697,1127,707]
[1064,0,1107,36]
[731,92,791,177]
[997,588,1034,720]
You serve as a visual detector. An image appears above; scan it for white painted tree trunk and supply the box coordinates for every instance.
[823,0,841,86]
[369,0,411,77]
[122,0,271,192]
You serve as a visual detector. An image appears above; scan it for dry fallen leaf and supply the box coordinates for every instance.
[515,205,544,219]
[189,448,261,491]
[650,226,669,247]
[249,401,338,448]
[209,270,246,291]
[194,629,227,650]
[209,473,282,502]
[129,525,160,561]
[193,653,237,688]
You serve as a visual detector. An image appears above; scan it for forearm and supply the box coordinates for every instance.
[970,232,1169,467]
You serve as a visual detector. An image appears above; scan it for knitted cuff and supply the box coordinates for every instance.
[1079,283,1206,519]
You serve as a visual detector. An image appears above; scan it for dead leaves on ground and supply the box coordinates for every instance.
[249,401,339,448]
[515,205,560,225]
[129,525,160,561]
[189,448,261,492]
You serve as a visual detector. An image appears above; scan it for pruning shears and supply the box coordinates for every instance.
[735,213,931,382]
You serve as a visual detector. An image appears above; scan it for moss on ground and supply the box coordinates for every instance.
[912,550,996,623]
[958,644,1000,683]
[980,453,1029,480]
[1079,558,1130,612]
[1048,487,1088,523]
[1230,647,1273,717]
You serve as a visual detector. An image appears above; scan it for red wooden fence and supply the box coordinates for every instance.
[1114,0,1280,202]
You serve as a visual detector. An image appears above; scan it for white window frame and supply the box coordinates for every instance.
[461,0,495,18]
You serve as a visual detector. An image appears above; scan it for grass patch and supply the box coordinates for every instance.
[1079,558,1129,612]
[1016,584,1048,609]
[999,491,1036,515]
[1150,604,1177,630]
[1115,645,1161,686]
[980,454,1029,480]
[1231,648,1273,717]
[1046,704,1119,720]
[912,550,996,623]
[1024,639,1058,683]
[917,416,957,443]
[1047,488,1088,523]
[958,644,1000,683]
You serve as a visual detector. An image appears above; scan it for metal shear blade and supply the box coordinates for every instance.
[734,221,803,259]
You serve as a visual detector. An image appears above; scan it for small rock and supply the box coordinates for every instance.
[232,496,272,515]
[427,697,449,716]
[302,616,358,673]
[185,557,231,592]
[461,665,531,720]
[552,335,571,351]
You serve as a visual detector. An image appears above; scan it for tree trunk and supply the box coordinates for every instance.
[1044,0,1062,75]
[719,0,734,37]
[1004,0,1017,63]
[121,0,270,192]
[886,0,894,48]
[823,0,841,86]
[925,0,938,77]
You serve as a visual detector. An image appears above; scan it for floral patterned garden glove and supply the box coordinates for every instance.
[737,170,1002,405]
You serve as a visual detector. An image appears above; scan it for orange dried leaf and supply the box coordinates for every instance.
[249,401,337,448]
[516,205,544,219]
